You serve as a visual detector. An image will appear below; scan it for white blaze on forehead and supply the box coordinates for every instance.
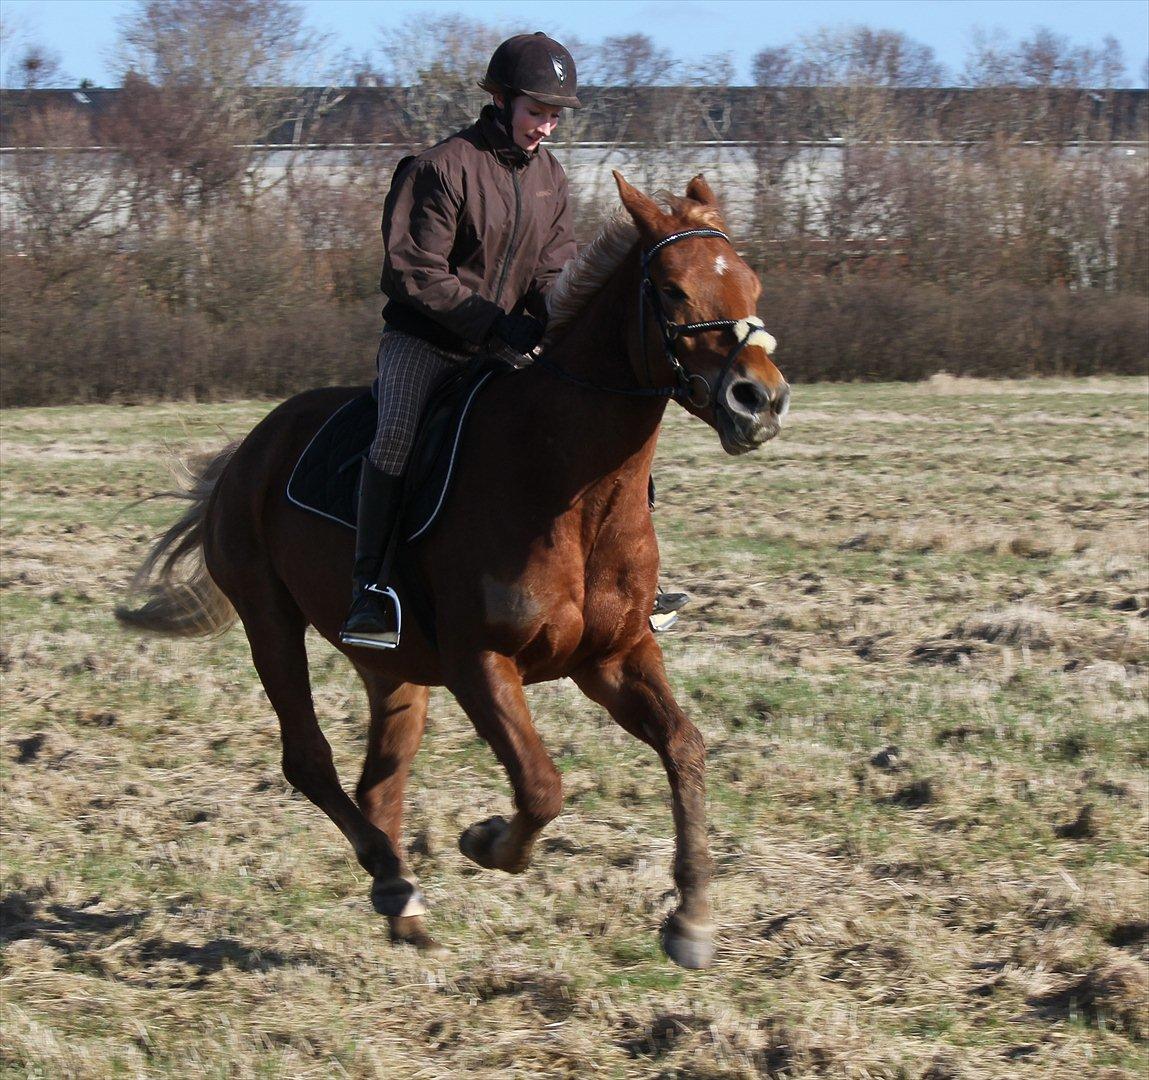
[714,255,730,276]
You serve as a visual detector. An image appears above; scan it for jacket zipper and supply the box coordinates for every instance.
[493,167,522,307]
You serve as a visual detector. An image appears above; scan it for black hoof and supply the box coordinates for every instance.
[661,914,715,970]
[458,814,509,869]
[371,877,425,917]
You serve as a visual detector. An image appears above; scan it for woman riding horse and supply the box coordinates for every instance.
[342,32,687,651]
[119,170,789,968]
[341,32,581,650]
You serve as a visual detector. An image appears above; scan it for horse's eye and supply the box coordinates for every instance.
[661,283,688,303]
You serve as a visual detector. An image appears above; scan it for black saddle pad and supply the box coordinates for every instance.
[286,363,502,541]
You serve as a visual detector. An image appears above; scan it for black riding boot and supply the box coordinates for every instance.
[339,462,405,650]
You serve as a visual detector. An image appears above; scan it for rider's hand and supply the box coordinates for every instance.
[492,312,544,355]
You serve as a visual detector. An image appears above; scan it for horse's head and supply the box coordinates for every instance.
[615,172,789,454]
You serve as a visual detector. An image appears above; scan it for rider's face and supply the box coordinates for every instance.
[497,95,562,152]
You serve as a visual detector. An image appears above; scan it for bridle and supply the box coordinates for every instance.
[641,227,771,409]
[536,227,776,408]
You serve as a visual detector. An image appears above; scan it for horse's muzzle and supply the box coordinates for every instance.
[718,375,790,454]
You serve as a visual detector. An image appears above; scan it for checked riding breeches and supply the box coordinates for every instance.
[369,329,472,478]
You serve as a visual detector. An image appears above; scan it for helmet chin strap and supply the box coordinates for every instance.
[498,94,516,143]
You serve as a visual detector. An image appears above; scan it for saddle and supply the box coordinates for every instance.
[286,361,503,541]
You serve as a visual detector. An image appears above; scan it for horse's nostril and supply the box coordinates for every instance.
[730,380,768,414]
[772,384,791,417]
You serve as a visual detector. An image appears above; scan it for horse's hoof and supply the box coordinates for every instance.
[458,815,527,873]
[371,876,426,917]
[389,915,449,958]
[661,914,715,970]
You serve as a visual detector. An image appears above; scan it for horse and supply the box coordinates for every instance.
[118,172,790,969]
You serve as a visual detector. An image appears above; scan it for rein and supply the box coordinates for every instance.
[537,228,776,408]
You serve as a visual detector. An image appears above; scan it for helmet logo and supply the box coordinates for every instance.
[550,53,566,83]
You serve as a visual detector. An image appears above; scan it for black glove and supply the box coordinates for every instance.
[492,312,544,355]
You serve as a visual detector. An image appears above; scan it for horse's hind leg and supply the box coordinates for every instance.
[447,651,562,874]
[572,637,715,969]
[231,586,422,920]
[354,672,445,954]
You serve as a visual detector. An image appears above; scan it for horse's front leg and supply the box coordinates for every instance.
[447,651,562,874]
[353,671,447,956]
[572,636,715,969]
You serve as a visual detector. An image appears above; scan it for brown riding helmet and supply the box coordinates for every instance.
[479,32,581,109]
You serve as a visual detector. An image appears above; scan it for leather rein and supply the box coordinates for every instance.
[535,228,772,409]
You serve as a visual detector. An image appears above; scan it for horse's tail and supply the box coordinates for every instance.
[115,444,239,637]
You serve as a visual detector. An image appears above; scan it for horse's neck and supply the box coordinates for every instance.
[548,248,644,384]
[540,251,668,482]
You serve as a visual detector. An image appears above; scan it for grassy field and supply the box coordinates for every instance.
[2,377,1146,1079]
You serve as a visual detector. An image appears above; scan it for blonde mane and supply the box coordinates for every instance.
[544,194,726,345]
[544,210,638,343]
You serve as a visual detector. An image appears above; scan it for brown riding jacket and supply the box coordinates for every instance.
[380,105,577,353]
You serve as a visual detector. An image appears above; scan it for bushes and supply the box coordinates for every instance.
[4,263,1142,406]
[0,247,382,406]
[759,277,1148,383]
[0,185,389,406]
[1,120,1146,404]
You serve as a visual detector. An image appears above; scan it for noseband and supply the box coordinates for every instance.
[641,229,776,408]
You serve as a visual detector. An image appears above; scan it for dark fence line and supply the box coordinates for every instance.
[3,86,1147,148]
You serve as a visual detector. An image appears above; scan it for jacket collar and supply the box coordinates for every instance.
[477,104,532,168]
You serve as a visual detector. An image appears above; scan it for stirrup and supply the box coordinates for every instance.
[650,610,679,633]
[653,591,690,616]
[650,589,690,633]
[340,585,402,650]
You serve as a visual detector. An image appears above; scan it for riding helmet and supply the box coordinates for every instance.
[480,32,581,109]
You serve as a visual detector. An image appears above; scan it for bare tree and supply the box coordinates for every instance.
[0,13,70,88]
[375,13,505,88]
[962,27,1127,87]
[372,14,510,150]
[745,25,947,275]
[751,47,798,87]
[752,26,945,88]
[0,105,129,277]
[115,0,320,87]
[581,34,676,86]
[109,0,328,220]
[11,45,67,89]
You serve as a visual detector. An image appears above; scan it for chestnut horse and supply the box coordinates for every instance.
[119,173,789,968]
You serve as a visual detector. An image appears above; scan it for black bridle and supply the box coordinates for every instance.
[535,228,768,408]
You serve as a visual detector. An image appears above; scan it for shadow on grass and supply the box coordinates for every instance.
[1,889,303,988]
[1,891,147,947]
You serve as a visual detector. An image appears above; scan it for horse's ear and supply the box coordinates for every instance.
[613,171,664,234]
[686,174,717,206]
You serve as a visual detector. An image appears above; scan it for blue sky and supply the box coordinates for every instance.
[2,0,1147,87]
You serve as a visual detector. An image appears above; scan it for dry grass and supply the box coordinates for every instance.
[2,378,1147,1078]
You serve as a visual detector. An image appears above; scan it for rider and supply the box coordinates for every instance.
[340,32,580,650]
